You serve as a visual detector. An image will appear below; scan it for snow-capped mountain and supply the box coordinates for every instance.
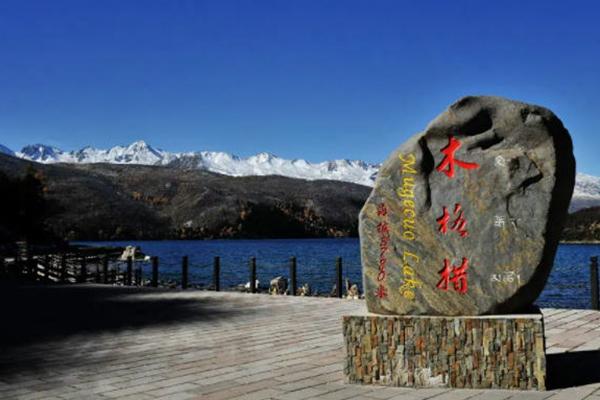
[15,140,379,187]
[7,140,600,211]
[571,173,600,212]
[0,144,14,156]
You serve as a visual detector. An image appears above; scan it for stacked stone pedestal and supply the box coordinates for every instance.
[343,312,546,390]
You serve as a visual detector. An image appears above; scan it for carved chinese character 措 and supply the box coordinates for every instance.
[436,257,469,294]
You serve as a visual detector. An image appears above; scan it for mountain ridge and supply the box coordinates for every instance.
[0,153,370,241]
[12,140,379,187]
[2,140,599,211]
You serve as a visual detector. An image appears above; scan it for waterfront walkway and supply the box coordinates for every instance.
[1,284,600,399]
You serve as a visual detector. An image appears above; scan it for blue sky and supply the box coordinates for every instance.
[0,1,599,173]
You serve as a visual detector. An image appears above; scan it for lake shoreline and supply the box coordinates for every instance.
[560,240,600,245]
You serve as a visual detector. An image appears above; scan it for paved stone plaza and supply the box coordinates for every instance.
[1,284,600,399]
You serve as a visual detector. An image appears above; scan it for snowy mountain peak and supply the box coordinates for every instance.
[572,172,600,212]
[0,144,14,156]
[9,140,379,187]
[250,152,278,163]
[19,144,65,162]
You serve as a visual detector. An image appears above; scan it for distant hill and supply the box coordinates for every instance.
[1,149,599,242]
[561,206,600,242]
[0,153,370,240]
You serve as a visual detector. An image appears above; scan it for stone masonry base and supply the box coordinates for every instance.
[342,312,546,390]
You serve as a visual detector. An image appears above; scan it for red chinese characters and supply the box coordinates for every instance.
[436,203,468,237]
[377,203,388,217]
[436,257,469,294]
[434,135,477,295]
[436,135,479,178]
[376,202,390,298]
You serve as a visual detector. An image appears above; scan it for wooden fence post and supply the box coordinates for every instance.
[213,256,220,291]
[103,256,109,284]
[249,257,257,293]
[182,256,189,289]
[151,256,159,288]
[591,256,599,310]
[290,256,297,296]
[336,257,343,298]
[80,256,87,283]
[126,256,133,286]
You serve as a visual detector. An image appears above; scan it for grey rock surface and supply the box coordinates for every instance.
[360,96,575,315]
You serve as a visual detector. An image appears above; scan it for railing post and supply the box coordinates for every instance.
[135,266,142,286]
[151,256,159,288]
[95,260,100,283]
[249,257,257,293]
[591,256,599,310]
[126,256,133,285]
[28,256,36,280]
[182,256,188,289]
[213,256,220,291]
[80,255,87,283]
[103,255,109,284]
[61,254,67,283]
[336,257,343,298]
[44,254,50,282]
[290,256,297,296]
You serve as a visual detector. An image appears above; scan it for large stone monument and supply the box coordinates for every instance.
[343,96,575,390]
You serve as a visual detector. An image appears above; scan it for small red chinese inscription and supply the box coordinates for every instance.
[376,202,390,298]
[436,203,468,238]
[436,135,479,178]
[375,284,388,299]
[436,257,469,294]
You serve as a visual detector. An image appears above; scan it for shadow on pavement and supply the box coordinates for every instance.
[0,283,253,376]
[0,283,247,346]
[547,350,600,389]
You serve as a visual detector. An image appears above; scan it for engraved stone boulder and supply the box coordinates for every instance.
[359,96,575,315]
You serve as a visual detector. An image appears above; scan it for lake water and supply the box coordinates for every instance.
[77,239,599,309]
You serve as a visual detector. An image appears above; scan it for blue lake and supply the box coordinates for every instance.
[76,239,599,309]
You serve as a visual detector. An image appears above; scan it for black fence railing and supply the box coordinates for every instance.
[0,251,358,297]
[4,251,598,307]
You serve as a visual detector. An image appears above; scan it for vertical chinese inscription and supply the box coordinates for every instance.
[375,203,389,298]
[435,135,477,295]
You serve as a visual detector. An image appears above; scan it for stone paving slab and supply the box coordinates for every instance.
[1,284,600,399]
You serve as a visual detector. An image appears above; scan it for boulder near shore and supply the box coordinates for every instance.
[360,96,575,315]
